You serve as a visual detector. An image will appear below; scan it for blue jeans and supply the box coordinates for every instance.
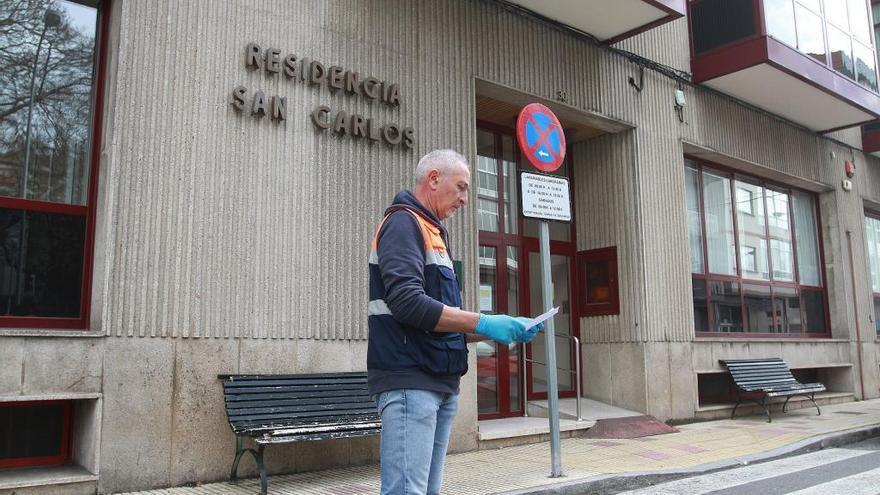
[376,389,459,495]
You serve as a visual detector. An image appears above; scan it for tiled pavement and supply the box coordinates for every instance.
[119,399,880,495]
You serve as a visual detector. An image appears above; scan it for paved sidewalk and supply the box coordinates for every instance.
[120,399,880,495]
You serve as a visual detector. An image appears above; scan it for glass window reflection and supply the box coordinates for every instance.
[793,192,822,286]
[743,284,774,332]
[796,4,827,62]
[710,281,743,332]
[848,0,871,41]
[829,23,856,78]
[765,0,877,90]
[765,0,798,46]
[693,278,709,332]
[825,0,850,29]
[687,162,826,336]
[0,1,97,206]
[686,163,704,273]
[502,136,518,235]
[476,129,499,233]
[735,181,769,280]
[854,40,878,91]
[703,170,737,276]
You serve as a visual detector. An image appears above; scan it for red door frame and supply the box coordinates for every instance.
[476,122,524,419]
[475,121,581,416]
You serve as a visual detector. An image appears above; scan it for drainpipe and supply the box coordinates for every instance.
[846,230,866,400]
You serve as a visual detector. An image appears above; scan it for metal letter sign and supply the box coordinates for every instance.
[516,103,566,173]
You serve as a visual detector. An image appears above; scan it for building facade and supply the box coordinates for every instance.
[2,0,880,493]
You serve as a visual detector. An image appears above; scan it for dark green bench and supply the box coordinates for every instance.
[218,372,381,495]
[720,358,826,422]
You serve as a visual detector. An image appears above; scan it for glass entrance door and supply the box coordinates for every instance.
[475,123,580,418]
[525,249,577,398]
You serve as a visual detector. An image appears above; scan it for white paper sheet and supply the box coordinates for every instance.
[526,306,559,328]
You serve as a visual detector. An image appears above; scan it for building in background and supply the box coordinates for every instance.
[1,0,880,493]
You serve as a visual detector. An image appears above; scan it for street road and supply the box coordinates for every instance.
[617,436,880,495]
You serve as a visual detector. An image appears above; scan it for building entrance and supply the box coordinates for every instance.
[475,124,579,419]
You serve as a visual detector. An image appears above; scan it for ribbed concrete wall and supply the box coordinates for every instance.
[69,0,880,491]
[574,133,645,344]
[98,0,698,342]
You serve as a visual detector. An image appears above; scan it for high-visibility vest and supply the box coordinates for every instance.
[367,207,468,376]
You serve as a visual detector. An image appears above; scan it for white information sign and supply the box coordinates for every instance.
[520,172,571,222]
[479,284,493,312]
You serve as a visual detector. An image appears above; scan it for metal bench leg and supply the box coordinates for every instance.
[783,396,792,413]
[731,397,742,420]
[809,393,821,416]
[759,396,772,423]
[230,436,268,495]
[231,436,248,481]
[256,444,268,495]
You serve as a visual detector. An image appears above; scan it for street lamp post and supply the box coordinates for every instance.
[16,9,60,306]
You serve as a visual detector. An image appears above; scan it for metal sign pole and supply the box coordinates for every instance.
[515,102,568,479]
[540,219,563,477]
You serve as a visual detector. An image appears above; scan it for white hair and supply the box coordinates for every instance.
[415,149,469,184]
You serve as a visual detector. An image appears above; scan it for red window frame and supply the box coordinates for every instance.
[867,209,880,336]
[0,400,73,468]
[686,156,831,338]
[577,246,619,317]
[0,1,110,329]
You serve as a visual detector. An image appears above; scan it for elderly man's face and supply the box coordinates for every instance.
[430,162,470,220]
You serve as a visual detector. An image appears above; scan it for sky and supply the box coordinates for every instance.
[57,0,97,36]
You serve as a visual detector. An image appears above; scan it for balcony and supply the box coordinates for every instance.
[689,0,880,132]
[504,0,686,43]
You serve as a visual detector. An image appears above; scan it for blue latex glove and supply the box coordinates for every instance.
[475,314,527,345]
[515,318,544,343]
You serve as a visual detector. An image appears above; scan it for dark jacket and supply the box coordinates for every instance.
[367,190,468,395]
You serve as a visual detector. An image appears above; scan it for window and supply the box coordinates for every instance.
[0,1,104,328]
[742,246,758,272]
[736,186,755,216]
[866,211,880,335]
[0,400,72,468]
[764,0,878,91]
[685,159,828,335]
[577,246,619,316]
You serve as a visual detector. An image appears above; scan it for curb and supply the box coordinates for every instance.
[499,424,880,495]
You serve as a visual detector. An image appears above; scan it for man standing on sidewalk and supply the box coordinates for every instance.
[368,149,541,495]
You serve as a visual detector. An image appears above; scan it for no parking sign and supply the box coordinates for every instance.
[516,102,569,477]
[516,103,566,173]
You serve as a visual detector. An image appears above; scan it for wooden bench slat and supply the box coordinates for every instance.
[224,390,371,402]
[220,372,367,379]
[223,384,370,394]
[229,403,377,418]
[224,380,367,390]
[227,397,373,409]
[256,427,382,444]
[229,407,377,421]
